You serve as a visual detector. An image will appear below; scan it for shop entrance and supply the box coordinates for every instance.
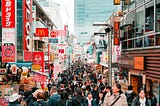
[131,75,143,94]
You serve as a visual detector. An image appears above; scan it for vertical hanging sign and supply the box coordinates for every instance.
[2,0,16,62]
[114,22,120,45]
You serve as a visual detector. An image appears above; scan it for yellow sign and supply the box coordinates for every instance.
[32,64,41,70]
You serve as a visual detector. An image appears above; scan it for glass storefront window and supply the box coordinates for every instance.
[136,7,144,37]
[135,37,143,48]
[145,2,154,32]
[156,1,160,32]
[128,39,134,48]
[144,35,155,47]
[156,34,160,46]
[122,41,127,49]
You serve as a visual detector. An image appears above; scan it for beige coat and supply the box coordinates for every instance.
[104,93,128,106]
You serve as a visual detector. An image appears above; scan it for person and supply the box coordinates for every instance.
[67,88,88,106]
[103,85,112,106]
[104,83,128,106]
[93,91,104,106]
[33,91,49,106]
[48,86,60,106]
[125,85,137,106]
[86,92,94,106]
[91,85,99,99]
[8,93,21,106]
[150,92,157,106]
[132,88,151,106]
[56,90,69,106]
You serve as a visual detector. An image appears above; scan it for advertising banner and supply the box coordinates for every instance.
[2,0,15,28]
[2,44,15,62]
[34,74,47,82]
[32,52,44,72]
[2,0,16,62]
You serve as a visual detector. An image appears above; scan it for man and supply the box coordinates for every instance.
[48,86,60,106]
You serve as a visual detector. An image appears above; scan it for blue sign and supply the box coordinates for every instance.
[49,38,58,43]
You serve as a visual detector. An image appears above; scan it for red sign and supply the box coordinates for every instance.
[33,52,44,72]
[50,30,57,38]
[35,28,48,37]
[2,45,15,62]
[2,0,15,28]
[24,51,33,61]
[23,0,32,52]
[59,49,64,54]
[34,74,47,82]
[114,22,120,45]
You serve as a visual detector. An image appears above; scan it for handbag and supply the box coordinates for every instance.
[110,95,121,106]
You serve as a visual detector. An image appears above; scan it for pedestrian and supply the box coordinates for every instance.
[125,85,137,106]
[104,83,128,106]
[91,84,99,99]
[103,85,112,106]
[33,91,49,106]
[56,90,69,106]
[48,86,60,106]
[86,92,94,106]
[8,92,21,106]
[132,88,151,106]
[93,91,104,106]
[68,88,88,106]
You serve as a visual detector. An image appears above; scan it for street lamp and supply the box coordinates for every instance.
[93,22,113,86]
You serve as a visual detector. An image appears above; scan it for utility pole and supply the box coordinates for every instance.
[93,22,113,86]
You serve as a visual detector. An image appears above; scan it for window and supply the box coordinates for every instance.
[136,6,145,37]
[156,2,160,32]
[156,34,160,46]
[145,2,154,32]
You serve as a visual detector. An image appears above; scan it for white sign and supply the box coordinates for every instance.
[2,28,15,44]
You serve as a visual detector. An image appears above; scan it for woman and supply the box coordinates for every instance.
[105,83,128,106]
[132,88,151,106]
[93,91,104,106]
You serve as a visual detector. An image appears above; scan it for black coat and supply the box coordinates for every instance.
[132,97,151,106]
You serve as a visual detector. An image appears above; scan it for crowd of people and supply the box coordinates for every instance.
[8,60,157,106]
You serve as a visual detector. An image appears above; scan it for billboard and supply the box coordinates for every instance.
[32,52,44,72]
[23,0,33,61]
[2,0,15,28]
[2,0,16,62]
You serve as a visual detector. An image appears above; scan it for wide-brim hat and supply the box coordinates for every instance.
[9,93,21,102]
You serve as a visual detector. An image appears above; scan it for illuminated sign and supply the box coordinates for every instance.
[35,28,48,37]
[114,0,120,5]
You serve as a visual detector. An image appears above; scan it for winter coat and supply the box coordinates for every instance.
[48,93,60,106]
[67,96,88,106]
[131,97,151,106]
[8,101,21,106]
[33,100,49,106]
[104,93,128,106]
[92,98,103,106]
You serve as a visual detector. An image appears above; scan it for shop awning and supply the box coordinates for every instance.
[7,62,32,68]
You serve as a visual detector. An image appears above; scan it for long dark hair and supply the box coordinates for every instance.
[115,83,123,94]
[74,88,84,103]
[95,91,103,104]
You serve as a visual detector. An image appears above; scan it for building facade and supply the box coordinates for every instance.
[74,0,117,45]
[119,0,160,104]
